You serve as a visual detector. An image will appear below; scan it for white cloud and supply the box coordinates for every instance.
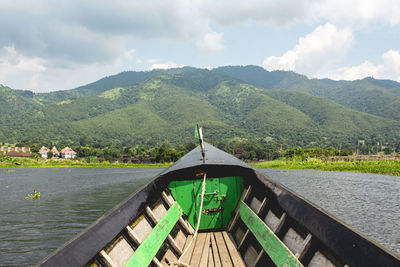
[196,31,224,54]
[263,23,354,75]
[311,0,400,27]
[318,50,400,81]
[149,62,184,70]
[0,45,46,89]
[123,48,136,61]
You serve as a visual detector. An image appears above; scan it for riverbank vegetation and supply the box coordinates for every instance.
[0,156,171,168]
[1,142,399,176]
[251,159,400,176]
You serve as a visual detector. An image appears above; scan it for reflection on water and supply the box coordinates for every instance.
[0,167,163,266]
[1,167,399,266]
[259,169,400,255]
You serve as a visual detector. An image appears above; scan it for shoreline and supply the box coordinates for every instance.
[250,159,400,177]
[1,158,399,176]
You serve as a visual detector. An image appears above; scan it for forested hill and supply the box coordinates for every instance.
[1,66,399,149]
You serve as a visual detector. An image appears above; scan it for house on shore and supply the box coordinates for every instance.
[0,146,32,157]
[51,146,60,157]
[38,146,50,159]
[60,147,77,159]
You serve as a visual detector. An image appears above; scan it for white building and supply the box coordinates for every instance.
[38,146,50,159]
[60,147,77,159]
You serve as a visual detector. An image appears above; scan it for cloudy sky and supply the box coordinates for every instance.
[1,0,399,92]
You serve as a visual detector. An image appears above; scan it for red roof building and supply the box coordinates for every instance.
[51,146,60,156]
[38,146,50,158]
[60,147,77,159]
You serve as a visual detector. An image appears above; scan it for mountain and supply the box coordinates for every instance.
[216,65,400,121]
[1,67,399,147]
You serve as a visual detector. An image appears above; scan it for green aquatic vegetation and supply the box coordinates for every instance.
[251,159,400,176]
[25,189,41,199]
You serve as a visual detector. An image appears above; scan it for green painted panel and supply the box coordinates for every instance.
[125,202,182,267]
[168,176,243,230]
[238,201,303,267]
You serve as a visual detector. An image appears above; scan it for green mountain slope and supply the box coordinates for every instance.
[216,65,400,122]
[1,66,400,147]
[265,90,400,144]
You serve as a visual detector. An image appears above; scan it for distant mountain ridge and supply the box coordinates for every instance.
[1,66,399,147]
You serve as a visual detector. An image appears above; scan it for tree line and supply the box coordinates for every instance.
[9,138,400,163]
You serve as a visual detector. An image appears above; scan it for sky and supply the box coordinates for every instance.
[0,0,400,92]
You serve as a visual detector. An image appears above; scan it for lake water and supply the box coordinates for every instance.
[0,168,399,266]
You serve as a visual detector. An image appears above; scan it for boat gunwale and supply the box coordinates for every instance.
[252,169,400,266]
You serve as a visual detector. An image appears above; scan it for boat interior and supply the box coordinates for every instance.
[40,143,400,267]
[86,174,341,267]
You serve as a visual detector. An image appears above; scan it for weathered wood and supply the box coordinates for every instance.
[145,206,183,255]
[190,233,208,267]
[238,230,250,249]
[174,229,187,251]
[180,235,196,265]
[283,228,306,255]
[162,191,194,234]
[99,250,115,267]
[106,236,134,266]
[252,250,265,267]
[211,233,222,267]
[238,201,303,267]
[214,231,234,267]
[125,202,182,267]
[227,186,252,231]
[222,232,245,267]
[161,249,178,267]
[238,198,266,251]
[297,234,312,261]
[125,226,163,267]
[257,197,268,215]
[131,215,153,242]
[275,212,287,234]
[199,233,211,267]
[126,226,142,244]
[208,245,214,267]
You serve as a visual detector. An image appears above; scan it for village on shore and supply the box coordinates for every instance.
[0,145,76,159]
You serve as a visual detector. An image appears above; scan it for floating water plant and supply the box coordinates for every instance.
[25,189,41,199]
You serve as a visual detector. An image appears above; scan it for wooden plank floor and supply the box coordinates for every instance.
[180,231,245,267]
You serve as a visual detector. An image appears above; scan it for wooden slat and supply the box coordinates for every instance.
[99,250,115,267]
[227,186,252,231]
[275,212,287,234]
[253,250,265,267]
[238,201,303,267]
[180,235,197,265]
[146,206,183,255]
[125,202,182,267]
[238,230,250,249]
[125,226,163,267]
[238,196,268,250]
[126,225,143,244]
[214,232,234,267]
[190,233,208,267]
[297,234,312,261]
[162,191,194,234]
[183,235,193,250]
[131,215,153,242]
[257,197,268,215]
[199,233,211,267]
[208,245,215,267]
[222,232,245,267]
[211,233,222,267]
